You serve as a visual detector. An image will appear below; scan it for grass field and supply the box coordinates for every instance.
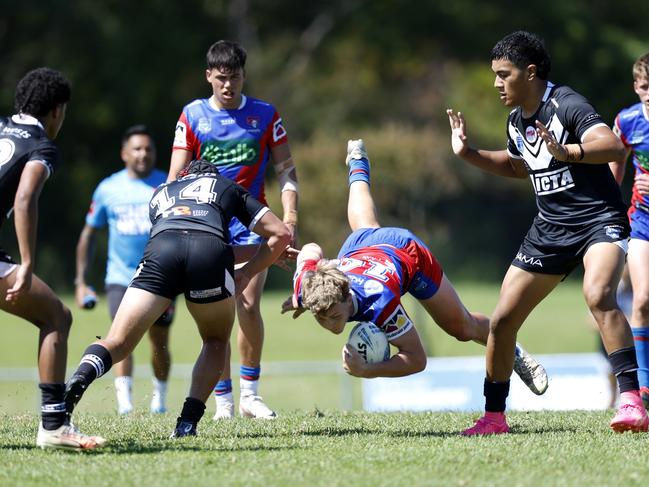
[2,280,626,487]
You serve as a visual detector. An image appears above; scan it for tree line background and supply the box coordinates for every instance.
[0,0,647,290]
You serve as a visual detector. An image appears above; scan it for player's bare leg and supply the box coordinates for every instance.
[627,239,649,406]
[148,323,171,413]
[237,269,275,419]
[172,297,235,437]
[584,242,649,432]
[345,139,380,231]
[0,270,106,449]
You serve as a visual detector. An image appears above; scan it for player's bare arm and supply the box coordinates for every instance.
[74,224,98,308]
[608,147,631,185]
[167,149,192,182]
[447,108,525,178]
[536,121,626,164]
[342,326,426,378]
[270,142,298,245]
[6,161,48,302]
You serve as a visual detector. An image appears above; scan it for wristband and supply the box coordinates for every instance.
[283,209,298,226]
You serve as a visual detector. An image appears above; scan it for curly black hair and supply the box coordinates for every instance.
[491,31,551,80]
[14,67,71,118]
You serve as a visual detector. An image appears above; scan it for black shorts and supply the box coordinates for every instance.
[129,229,235,303]
[512,215,630,275]
[106,284,175,327]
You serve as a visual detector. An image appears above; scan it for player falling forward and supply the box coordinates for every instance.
[0,67,103,450]
[447,31,648,435]
[64,159,290,440]
[282,139,548,394]
[609,52,649,407]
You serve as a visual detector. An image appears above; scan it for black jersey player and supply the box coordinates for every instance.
[64,159,291,440]
[447,31,648,435]
[0,67,104,450]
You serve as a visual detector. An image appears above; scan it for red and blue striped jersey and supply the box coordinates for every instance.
[614,103,649,213]
[172,95,288,205]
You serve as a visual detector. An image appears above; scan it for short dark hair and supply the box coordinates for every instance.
[491,31,551,80]
[14,67,71,117]
[206,40,247,72]
[121,124,154,147]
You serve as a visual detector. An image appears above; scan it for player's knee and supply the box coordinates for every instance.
[632,294,649,320]
[584,285,616,313]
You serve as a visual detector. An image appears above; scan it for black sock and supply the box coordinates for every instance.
[609,346,640,393]
[39,383,66,430]
[73,343,113,385]
[179,397,206,423]
[484,379,510,412]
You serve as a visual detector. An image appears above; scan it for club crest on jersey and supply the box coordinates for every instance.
[531,166,575,195]
[199,117,212,133]
[516,134,524,153]
[247,116,260,128]
[525,126,537,143]
[383,305,412,337]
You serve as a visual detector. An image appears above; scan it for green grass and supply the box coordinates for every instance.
[0,281,636,486]
[1,410,648,487]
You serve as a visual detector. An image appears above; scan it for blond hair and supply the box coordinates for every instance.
[301,260,350,315]
[633,53,649,81]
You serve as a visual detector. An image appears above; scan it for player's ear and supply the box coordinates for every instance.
[526,64,537,81]
[205,69,212,82]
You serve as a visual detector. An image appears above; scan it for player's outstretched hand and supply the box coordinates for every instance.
[535,120,568,161]
[5,264,32,303]
[446,109,470,157]
[636,172,649,195]
[273,246,300,272]
[342,344,368,378]
[280,294,306,319]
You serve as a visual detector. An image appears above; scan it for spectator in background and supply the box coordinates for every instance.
[167,40,299,420]
[609,52,649,408]
[447,31,647,435]
[75,125,174,414]
[0,67,103,449]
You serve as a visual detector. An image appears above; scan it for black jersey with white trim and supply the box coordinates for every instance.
[506,82,626,226]
[149,172,267,240]
[0,115,58,228]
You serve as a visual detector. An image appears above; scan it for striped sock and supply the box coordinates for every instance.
[214,379,232,396]
[348,158,370,185]
[240,365,261,397]
[632,327,649,389]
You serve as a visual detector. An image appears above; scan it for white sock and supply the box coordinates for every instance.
[151,378,168,411]
[114,376,133,412]
[215,391,234,407]
[240,378,259,398]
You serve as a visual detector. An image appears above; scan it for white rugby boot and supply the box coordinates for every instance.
[345,139,369,166]
[37,422,106,450]
[239,394,277,419]
[513,343,549,395]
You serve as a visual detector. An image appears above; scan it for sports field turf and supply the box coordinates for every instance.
[2,281,629,486]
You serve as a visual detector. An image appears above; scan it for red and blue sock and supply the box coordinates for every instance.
[632,327,649,390]
[348,158,370,186]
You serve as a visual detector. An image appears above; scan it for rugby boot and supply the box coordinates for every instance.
[513,343,549,395]
[37,422,106,450]
[239,394,277,419]
[345,139,369,165]
[63,375,88,415]
[461,412,510,436]
[170,419,197,438]
[610,390,649,433]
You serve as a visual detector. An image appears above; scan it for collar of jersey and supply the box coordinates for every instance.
[209,94,247,111]
[541,81,555,103]
[12,113,44,129]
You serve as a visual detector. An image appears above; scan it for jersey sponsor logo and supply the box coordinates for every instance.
[1,126,30,139]
[174,122,187,147]
[604,224,624,240]
[114,204,152,235]
[363,280,383,295]
[0,138,16,168]
[629,130,645,144]
[189,287,222,299]
[273,118,287,143]
[525,126,537,143]
[383,304,412,338]
[515,134,524,153]
[515,252,542,267]
[621,110,640,120]
[218,118,235,126]
[201,139,259,167]
[531,166,575,195]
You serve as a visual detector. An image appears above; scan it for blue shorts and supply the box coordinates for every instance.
[338,227,443,300]
[229,217,263,246]
[630,208,649,241]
